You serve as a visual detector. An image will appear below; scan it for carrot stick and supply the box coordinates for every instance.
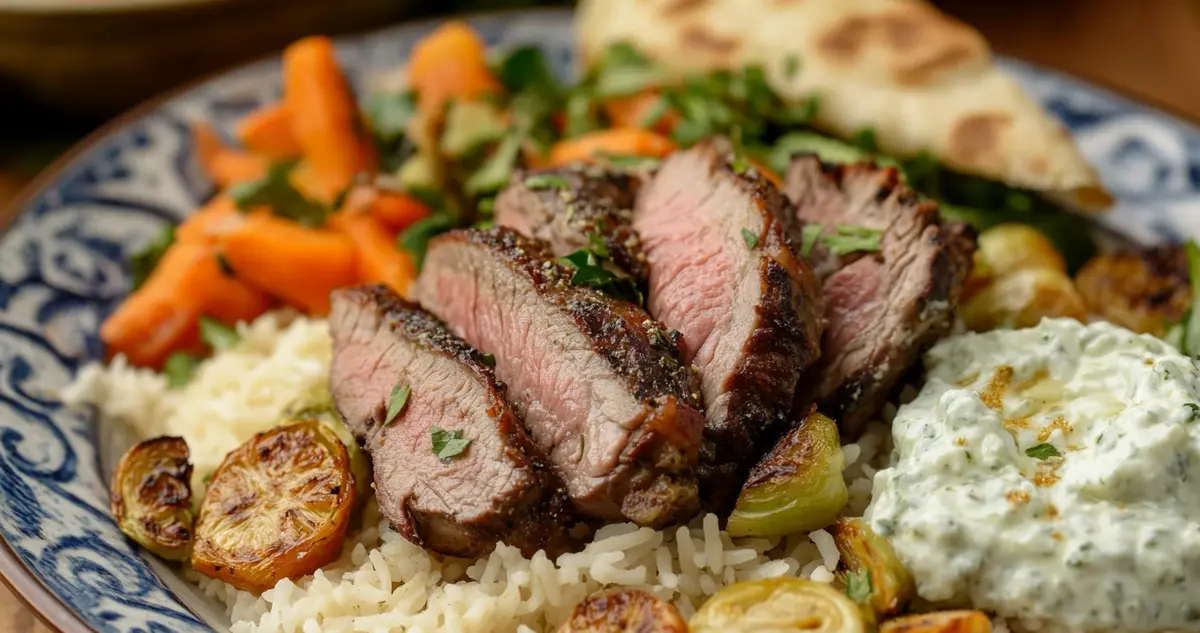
[217,213,357,315]
[407,21,501,112]
[176,196,239,244]
[604,92,677,134]
[100,242,270,367]
[235,102,302,160]
[546,128,677,167]
[193,122,267,188]
[282,36,376,197]
[368,192,431,232]
[332,212,417,297]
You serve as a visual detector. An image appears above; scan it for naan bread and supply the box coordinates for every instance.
[576,0,1112,212]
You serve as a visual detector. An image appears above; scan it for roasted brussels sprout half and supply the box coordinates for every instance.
[727,410,847,537]
[690,578,866,633]
[191,420,355,593]
[110,436,194,560]
[1074,245,1190,337]
[284,391,372,506]
[880,611,992,633]
[557,588,687,633]
[832,518,914,618]
[960,267,1086,331]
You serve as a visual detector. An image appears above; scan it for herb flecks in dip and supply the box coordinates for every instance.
[867,319,1200,633]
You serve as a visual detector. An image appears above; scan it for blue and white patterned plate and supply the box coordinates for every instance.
[1,8,1199,632]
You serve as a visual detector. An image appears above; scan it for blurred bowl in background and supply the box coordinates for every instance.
[0,0,413,125]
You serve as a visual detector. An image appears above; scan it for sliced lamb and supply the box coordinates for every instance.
[495,165,648,282]
[784,155,977,437]
[414,227,704,528]
[633,141,825,509]
[329,284,570,558]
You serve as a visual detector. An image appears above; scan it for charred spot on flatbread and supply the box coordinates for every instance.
[949,113,1011,165]
[681,25,741,55]
[660,0,709,16]
[817,7,986,85]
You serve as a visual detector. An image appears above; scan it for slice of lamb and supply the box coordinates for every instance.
[495,165,647,282]
[784,155,977,437]
[414,227,704,528]
[633,141,824,509]
[329,284,570,558]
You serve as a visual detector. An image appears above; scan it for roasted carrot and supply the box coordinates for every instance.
[332,212,417,297]
[407,21,501,112]
[235,102,302,160]
[604,92,678,134]
[282,36,375,197]
[100,242,270,368]
[176,196,239,244]
[217,213,357,315]
[748,157,782,188]
[368,192,431,232]
[193,122,267,188]
[546,128,677,167]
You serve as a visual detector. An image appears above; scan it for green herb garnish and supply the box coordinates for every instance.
[822,225,883,256]
[163,352,201,388]
[557,247,642,304]
[1026,443,1062,460]
[587,233,610,258]
[741,227,759,250]
[385,382,411,426]
[228,161,329,228]
[129,225,175,290]
[1186,403,1200,423]
[481,353,496,367]
[590,43,662,98]
[399,212,458,271]
[852,127,879,153]
[365,91,417,143]
[800,223,824,258]
[846,569,872,603]
[215,252,235,277]
[198,316,239,350]
[783,54,801,79]
[523,174,571,190]
[563,90,599,138]
[431,427,472,459]
[495,45,561,97]
[638,96,670,129]
[465,132,524,196]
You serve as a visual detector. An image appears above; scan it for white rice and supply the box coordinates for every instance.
[65,313,892,633]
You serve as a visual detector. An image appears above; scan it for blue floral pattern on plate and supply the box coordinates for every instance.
[0,8,1198,632]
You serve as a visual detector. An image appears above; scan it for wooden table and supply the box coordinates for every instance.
[1,0,1198,629]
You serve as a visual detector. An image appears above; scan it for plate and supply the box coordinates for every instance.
[1,8,1199,633]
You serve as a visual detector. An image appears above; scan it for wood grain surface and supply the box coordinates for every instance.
[1,0,1198,629]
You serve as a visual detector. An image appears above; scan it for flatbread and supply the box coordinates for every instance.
[576,0,1112,212]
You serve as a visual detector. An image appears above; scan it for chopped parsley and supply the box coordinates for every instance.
[465,132,524,196]
[563,90,599,138]
[637,96,670,129]
[385,381,411,426]
[129,225,175,290]
[1026,443,1062,460]
[845,569,872,603]
[480,353,496,367]
[431,427,472,459]
[198,316,240,350]
[822,225,883,256]
[1186,403,1200,423]
[228,160,329,228]
[523,173,570,190]
[365,91,417,144]
[852,127,879,153]
[741,227,759,250]
[589,43,663,98]
[163,352,201,388]
[557,246,642,304]
[783,54,801,80]
[587,232,610,258]
[800,223,824,258]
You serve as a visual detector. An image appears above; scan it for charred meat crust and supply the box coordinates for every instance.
[785,155,976,437]
[329,284,572,558]
[497,165,649,282]
[447,228,702,411]
[417,227,704,527]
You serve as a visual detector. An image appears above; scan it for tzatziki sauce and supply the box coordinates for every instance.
[866,318,1200,633]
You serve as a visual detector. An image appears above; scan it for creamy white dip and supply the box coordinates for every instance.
[866,318,1200,633]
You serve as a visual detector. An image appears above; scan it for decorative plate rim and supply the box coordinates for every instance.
[1,6,1198,631]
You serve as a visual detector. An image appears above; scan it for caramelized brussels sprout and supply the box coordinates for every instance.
[1074,245,1190,337]
[110,436,194,560]
[727,410,847,537]
[831,518,914,617]
[557,588,687,633]
[880,611,992,633]
[191,420,355,593]
[284,392,371,506]
[960,267,1086,331]
[690,578,866,633]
